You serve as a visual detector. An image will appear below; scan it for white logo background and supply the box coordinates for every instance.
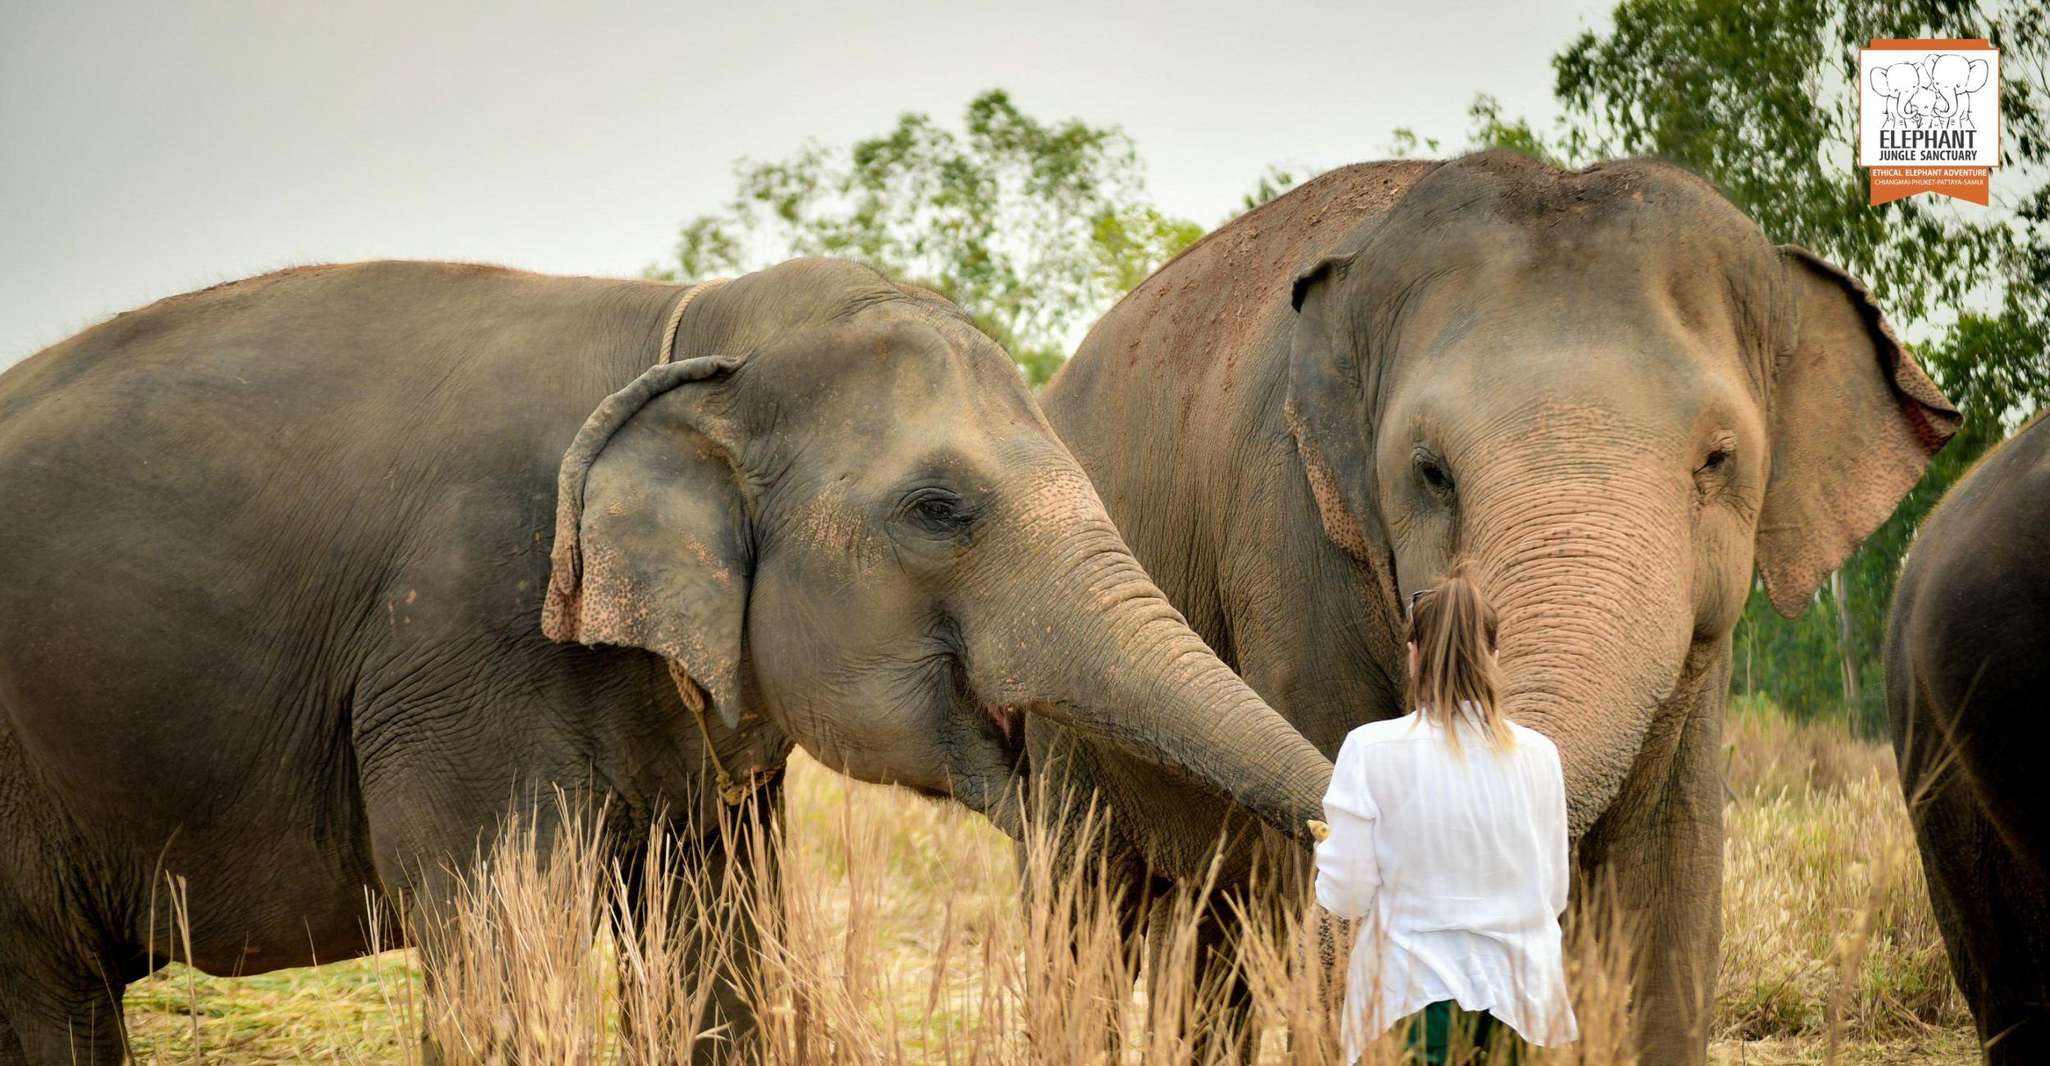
[1858,47,2000,168]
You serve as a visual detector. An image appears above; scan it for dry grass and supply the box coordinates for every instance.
[1714,703,1968,1054]
[122,703,1972,1064]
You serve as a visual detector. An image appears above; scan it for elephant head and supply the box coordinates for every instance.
[1904,86,1943,127]
[543,259,1330,836]
[1922,53,1991,120]
[1870,62,1924,127]
[1286,153,1958,835]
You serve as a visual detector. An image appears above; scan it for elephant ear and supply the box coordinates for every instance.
[1755,247,1960,618]
[1967,58,1991,93]
[542,356,753,727]
[1285,255,1398,606]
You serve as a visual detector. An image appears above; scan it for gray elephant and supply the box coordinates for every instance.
[0,258,1332,1064]
[1886,410,2049,1065]
[1036,151,1958,1063]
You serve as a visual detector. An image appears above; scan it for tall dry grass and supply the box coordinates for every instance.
[1715,700,1966,1046]
[385,777,1637,1065]
[124,702,1967,1064]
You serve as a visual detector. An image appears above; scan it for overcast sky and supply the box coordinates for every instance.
[1,0,1613,366]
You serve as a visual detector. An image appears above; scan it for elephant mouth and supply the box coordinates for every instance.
[983,701,1027,762]
[965,691,1030,779]
[943,655,1032,787]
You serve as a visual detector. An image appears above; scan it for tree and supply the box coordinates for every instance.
[1544,0,2049,332]
[1238,165,1302,211]
[1467,0,2050,729]
[649,90,1202,383]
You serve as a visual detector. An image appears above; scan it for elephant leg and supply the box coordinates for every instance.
[356,675,650,1060]
[383,843,481,1066]
[1145,889,1260,1063]
[1907,751,2050,1063]
[1011,822,1155,1059]
[662,781,782,1066]
[0,753,129,1066]
[361,746,569,1065]
[0,954,128,1066]
[1580,685,1723,1066]
[611,781,783,1065]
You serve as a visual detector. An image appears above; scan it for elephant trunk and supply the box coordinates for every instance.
[957,467,1332,843]
[1465,454,1692,837]
[1934,86,1958,117]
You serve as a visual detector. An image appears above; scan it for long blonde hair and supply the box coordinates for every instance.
[1406,561,1512,754]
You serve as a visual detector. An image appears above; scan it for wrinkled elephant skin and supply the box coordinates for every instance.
[1038,152,1958,1064]
[1887,411,2050,1065]
[0,258,1331,1064]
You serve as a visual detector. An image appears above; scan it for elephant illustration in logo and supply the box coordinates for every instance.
[1871,62,1928,128]
[1923,53,1991,130]
[1871,54,1991,130]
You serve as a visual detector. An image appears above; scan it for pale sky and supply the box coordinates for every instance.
[0,0,1612,366]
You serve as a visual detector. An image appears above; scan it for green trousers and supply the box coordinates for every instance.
[1401,1000,1530,1064]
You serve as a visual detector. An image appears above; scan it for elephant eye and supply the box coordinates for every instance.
[903,487,975,535]
[1694,435,1737,496]
[1696,433,1737,476]
[1413,447,1455,496]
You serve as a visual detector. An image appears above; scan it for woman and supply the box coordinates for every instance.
[1314,562,1576,1064]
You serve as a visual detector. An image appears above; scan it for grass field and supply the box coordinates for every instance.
[119,703,1974,1064]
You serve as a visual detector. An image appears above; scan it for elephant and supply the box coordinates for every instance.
[1906,85,1950,129]
[1877,60,1935,129]
[1035,151,1959,1063]
[1923,53,1991,130]
[1886,409,2050,1065]
[0,258,1334,1064]
[1872,61,1927,129]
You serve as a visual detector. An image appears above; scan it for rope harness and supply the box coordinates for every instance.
[657,278,758,807]
[658,276,729,364]
[668,659,754,806]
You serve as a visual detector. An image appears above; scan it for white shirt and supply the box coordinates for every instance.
[1315,708,1577,1060]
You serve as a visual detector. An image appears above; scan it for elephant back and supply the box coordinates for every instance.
[1050,159,1442,401]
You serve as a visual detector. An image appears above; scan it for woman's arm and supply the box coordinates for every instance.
[1314,739,1382,918]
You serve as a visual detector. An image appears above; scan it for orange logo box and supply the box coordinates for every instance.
[1859,39,1999,205]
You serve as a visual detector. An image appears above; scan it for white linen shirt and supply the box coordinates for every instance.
[1315,708,1577,1060]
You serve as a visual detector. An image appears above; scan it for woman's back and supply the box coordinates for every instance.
[1317,709,1578,1057]
[1343,712,1567,936]
[1317,564,1577,1059]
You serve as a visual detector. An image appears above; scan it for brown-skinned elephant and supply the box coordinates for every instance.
[1036,151,1958,1063]
[0,257,1332,1065]
[1887,409,2050,1065]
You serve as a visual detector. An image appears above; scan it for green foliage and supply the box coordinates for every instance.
[1238,166,1302,211]
[1463,96,1558,165]
[1544,0,2050,328]
[1386,127,1444,159]
[1471,0,2050,728]
[650,90,1202,383]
